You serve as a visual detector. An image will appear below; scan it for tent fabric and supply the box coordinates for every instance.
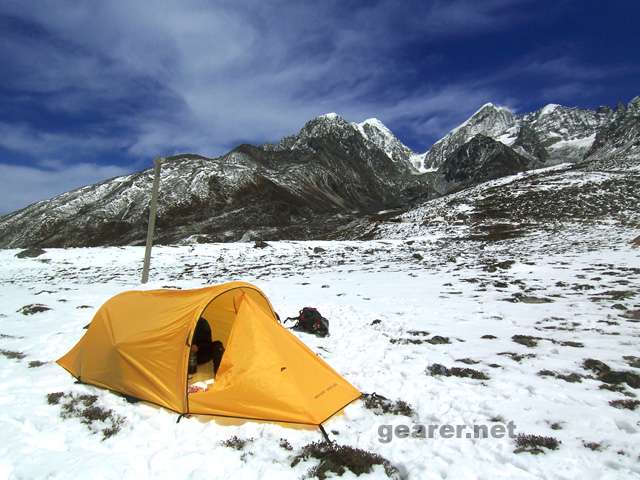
[57,281,361,425]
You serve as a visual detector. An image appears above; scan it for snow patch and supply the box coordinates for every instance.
[548,133,596,151]
[1,219,639,478]
[540,104,561,116]
[409,153,428,172]
[358,118,390,133]
[317,112,340,120]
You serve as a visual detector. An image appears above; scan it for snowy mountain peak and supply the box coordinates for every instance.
[297,112,355,139]
[452,103,516,135]
[353,118,395,143]
[358,117,390,131]
[262,112,418,172]
[305,112,352,129]
[353,117,415,166]
[263,112,355,152]
[421,97,632,170]
[477,102,510,113]
[422,102,517,170]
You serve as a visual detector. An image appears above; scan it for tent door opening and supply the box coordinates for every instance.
[186,287,276,388]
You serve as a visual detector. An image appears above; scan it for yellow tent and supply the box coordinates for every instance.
[57,281,361,426]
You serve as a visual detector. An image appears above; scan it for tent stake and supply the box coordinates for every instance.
[176,413,188,423]
[141,157,164,284]
[319,424,332,443]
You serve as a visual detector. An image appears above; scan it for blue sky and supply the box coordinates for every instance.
[1,0,639,214]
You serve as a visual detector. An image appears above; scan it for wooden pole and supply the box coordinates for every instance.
[141,157,164,284]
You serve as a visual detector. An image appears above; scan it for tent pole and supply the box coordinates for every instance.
[141,157,164,284]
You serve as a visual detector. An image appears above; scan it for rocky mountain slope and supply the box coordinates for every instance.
[0,115,429,248]
[352,117,415,165]
[332,163,640,243]
[582,98,640,170]
[432,134,531,195]
[0,96,638,248]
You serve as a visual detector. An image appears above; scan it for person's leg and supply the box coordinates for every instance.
[212,341,225,374]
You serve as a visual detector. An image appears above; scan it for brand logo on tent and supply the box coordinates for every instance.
[314,382,338,399]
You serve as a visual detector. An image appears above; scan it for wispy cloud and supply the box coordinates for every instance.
[0,0,537,158]
[0,161,130,215]
[0,122,125,158]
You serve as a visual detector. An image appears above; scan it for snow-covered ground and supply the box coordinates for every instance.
[1,226,639,479]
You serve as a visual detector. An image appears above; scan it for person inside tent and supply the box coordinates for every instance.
[189,318,225,376]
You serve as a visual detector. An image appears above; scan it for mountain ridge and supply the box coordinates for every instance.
[1,95,638,248]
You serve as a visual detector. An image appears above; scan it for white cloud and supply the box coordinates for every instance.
[0,162,131,215]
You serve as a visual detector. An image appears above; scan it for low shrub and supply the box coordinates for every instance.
[291,441,401,479]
